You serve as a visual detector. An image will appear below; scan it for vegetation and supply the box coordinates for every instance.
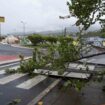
[19,33,105,91]
[28,34,77,44]
[28,34,58,45]
[5,68,17,74]
[7,98,21,105]
[18,59,35,74]
[20,37,31,45]
[6,0,105,92]
[44,36,58,44]
[0,36,5,41]
[67,0,105,31]
[100,32,105,38]
[18,35,81,75]
[32,36,80,74]
[28,34,43,45]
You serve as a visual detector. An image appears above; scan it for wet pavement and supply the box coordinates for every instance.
[0,72,56,105]
[0,44,33,57]
[0,44,105,105]
[0,72,105,105]
[83,54,105,65]
[42,80,105,105]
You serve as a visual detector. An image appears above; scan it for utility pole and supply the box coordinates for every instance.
[64,27,67,37]
[59,15,70,37]
[0,23,1,38]
[21,21,26,36]
[0,16,5,38]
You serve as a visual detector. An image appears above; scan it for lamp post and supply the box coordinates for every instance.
[0,16,5,38]
[0,23,1,38]
[21,21,26,36]
[59,15,70,37]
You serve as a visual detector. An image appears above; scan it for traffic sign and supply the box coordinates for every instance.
[0,16,5,23]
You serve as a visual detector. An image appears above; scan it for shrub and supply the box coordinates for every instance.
[5,68,17,74]
[28,34,75,46]
[0,36,5,41]
[28,34,43,45]
[102,85,105,92]
[100,32,105,38]
[43,36,58,44]
[18,59,36,75]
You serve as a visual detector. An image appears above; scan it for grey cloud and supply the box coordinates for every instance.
[0,0,99,35]
[0,0,72,34]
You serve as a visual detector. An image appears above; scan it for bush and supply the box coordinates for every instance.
[28,34,74,46]
[21,35,80,75]
[100,32,105,38]
[0,36,5,41]
[43,36,58,43]
[102,85,105,92]
[5,68,17,74]
[28,34,43,45]
[28,34,58,45]
[18,59,36,75]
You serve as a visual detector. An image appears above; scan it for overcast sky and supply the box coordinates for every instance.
[0,0,100,35]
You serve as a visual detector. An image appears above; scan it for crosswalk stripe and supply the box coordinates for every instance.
[0,66,19,75]
[9,66,19,70]
[16,75,47,90]
[0,73,27,85]
[68,63,95,71]
[0,70,5,75]
[27,79,61,105]
[66,72,90,79]
[87,58,96,62]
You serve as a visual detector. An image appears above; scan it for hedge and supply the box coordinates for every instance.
[28,34,73,45]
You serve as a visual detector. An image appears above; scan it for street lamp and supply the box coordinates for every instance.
[0,16,5,38]
[21,21,26,36]
[59,15,70,37]
[59,15,70,19]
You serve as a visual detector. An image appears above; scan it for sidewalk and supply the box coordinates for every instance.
[0,43,33,49]
[0,55,31,64]
[0,55,18,62]
[41,81,105,105]
[41,84,81,105]
[11,44,34,49]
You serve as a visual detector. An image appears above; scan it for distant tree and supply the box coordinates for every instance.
[100,20,105,32]
[28,34,43,45]
[67,0,105,30]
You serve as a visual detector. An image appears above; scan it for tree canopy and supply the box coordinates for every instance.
[67,0,105,30]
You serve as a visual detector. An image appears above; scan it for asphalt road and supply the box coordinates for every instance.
[0,44,33,57]
[0,69,56,105]
[42,81,105,105]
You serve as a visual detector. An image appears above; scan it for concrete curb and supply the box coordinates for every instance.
[0,56,32,65]
[0,43,33,49]
[27,79,61,105]
[11,44,34,49]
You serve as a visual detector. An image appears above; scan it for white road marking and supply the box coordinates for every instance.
[0,66,19,75]
[66,72,90,79]
[68,63,95,71]
[87,58,96,62]
[27,79,61,105]
[0,73,27,85]
[16,75,47,90]
[34,69,68,76]
[0,70,5,75]
[9,66,19,70]
[34,69,48,74]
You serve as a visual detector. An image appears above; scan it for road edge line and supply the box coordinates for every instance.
[0,56,32,65]
[27,79,61,105]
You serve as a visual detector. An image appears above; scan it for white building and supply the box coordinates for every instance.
[1,35,20,44]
